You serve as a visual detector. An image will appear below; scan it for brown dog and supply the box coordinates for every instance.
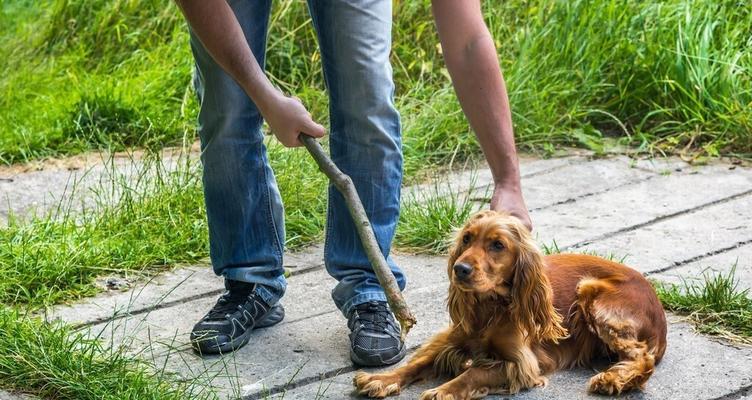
[354,210,667,399]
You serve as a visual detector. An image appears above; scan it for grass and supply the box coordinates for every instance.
[0,308,218,400]
[655,266,752,342]
[395,178,482,254]
[0,138,330,307]
[0,152,208,306]
[1,0,751,164]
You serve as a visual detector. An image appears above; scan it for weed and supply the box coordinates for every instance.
[654,265,752,342]
[395,178,481,254]
[0,307,218,400]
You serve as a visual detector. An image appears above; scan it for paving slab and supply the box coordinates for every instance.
[0,149,194,224]
[515,156,655,211]
[282,317,752,400]
[83,253,449,399]
[651,242,752,291]
[0,391,34,400]
[401,154,586,201]
[579,195,752,274]
[36,156,752,400]
[529,164,752,250]
[82,248,752,400]
[48,245,324,326]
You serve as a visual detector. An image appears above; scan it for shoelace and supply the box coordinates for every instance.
[205,291,254,320]
[353,301,393,332]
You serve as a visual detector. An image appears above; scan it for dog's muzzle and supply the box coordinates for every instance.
[453,262,473,281]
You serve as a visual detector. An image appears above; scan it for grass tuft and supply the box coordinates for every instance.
[0,308,217,400]
[654,266,752,342]
[0,154,208,306]
[395,180,480,254]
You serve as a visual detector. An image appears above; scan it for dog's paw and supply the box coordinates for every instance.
[533,376,549,388]
[353,371,401,398]
[588,371,625,395]
[420,386,470,400]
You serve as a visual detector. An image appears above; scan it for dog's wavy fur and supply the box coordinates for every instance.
[354,210,667,399]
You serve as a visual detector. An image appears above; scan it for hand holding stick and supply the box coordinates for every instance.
[299,134,417,340]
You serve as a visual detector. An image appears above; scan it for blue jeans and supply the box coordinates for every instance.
[190,0,406,317]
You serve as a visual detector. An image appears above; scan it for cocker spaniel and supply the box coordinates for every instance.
[354,210,667,399]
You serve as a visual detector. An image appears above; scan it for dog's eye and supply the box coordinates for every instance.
[462,233,472,244]
[491,240,505,251]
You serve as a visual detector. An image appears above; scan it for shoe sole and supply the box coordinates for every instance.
[193,303,285,355]
[350,342,407,367]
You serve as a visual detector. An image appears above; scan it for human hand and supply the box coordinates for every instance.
[490,185,532,232]
[260,91,326,147]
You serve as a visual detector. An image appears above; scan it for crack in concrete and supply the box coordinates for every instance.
[563,188,752,251]
[529,174,659,212]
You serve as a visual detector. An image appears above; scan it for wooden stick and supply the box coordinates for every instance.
[300,134,416,340]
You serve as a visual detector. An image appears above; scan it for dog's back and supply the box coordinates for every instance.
[540,253,668,394]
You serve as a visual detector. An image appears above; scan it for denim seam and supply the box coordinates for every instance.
[262,153,284,265]
[323,188,335,271]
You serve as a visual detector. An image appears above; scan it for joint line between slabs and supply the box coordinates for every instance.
[73,264,325,330]
[243,344,422,400]
[646,238,752,276]
[563,188,752,252]
[708,383,752,400]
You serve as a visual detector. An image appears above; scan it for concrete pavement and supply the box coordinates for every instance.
[4,153,752,399]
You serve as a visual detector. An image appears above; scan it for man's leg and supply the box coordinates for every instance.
[307,0,406,366]
[189,0,286,355]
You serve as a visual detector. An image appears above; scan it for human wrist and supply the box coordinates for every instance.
[246,81,281,117]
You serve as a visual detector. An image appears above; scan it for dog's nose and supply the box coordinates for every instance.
[453,262,473,280]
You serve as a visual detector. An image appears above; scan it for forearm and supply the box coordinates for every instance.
[447,37,520,187]
[432,2,521,188]
[174,0,277,111]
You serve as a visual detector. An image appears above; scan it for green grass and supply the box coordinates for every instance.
[0,139,329,307]
[655,266,752,342]
[1,0,751,164]
[0,153,207,306]
[394,179,481,254]
[0,308,218,400]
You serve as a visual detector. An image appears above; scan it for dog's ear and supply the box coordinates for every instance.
[509,224,568,343]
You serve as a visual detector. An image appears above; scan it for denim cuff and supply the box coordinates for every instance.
[223,267,285,306]
[340,291,389,318]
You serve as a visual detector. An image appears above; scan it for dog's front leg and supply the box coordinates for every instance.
[420,345,545,399]
[499,344,547,394]
[419,366,506,400]
[354,329,453,398]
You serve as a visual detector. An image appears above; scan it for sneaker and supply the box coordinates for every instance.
[347,301,406,366]
[190,279,284,355]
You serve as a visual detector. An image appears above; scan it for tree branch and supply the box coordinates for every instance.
[300,134,417,340]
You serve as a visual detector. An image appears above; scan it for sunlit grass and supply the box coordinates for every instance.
[2,0,750,164]
[654,266,752,342]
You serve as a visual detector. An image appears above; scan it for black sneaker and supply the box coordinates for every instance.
[347,301,406,367]
[190,279,284,355]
